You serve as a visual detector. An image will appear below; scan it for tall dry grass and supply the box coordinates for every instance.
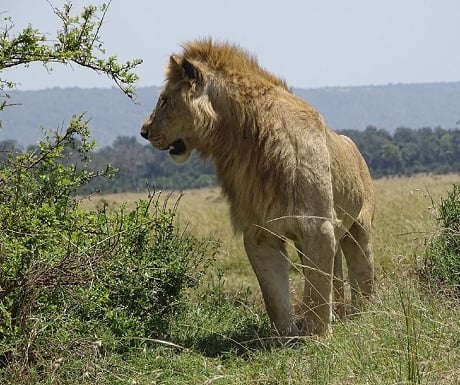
[82,174,460,288]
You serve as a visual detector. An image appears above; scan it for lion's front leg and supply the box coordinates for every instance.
[243,231,300,337]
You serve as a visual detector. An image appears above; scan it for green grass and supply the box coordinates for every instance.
[41,277,458,385]
[15,174,459,385]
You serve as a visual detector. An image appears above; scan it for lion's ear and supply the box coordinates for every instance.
[169,55,181,67]
[169,55,202,81]
[181,58,202,81]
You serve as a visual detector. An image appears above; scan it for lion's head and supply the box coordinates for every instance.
[140,54,217,164]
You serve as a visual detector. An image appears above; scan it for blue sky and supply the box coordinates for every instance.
[2,0,460,90]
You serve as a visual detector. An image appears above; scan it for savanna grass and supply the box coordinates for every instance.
[69,174,460,385]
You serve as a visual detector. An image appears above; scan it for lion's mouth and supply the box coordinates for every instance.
[168,139,186,156]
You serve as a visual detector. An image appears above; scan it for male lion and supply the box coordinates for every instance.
[141,39,375,337]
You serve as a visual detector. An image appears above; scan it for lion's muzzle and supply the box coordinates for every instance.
[140,121,187,158]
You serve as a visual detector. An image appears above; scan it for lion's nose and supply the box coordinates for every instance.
[140,127,148,139]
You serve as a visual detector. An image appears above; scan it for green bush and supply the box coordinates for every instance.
[422,184,460,296]
[79,197,214,343]
[0,118,214,374]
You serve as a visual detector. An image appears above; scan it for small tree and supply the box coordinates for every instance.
[0,120,214,376]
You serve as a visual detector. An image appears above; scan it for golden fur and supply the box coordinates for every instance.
[141,39,375,336]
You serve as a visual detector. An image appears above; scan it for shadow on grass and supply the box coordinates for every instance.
[183,324,269,357]
[175,317,305,358]
[170,285,308,357]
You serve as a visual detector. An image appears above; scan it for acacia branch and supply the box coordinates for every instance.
[0,1,142,99]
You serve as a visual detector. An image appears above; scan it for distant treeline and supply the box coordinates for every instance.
[341,126,460,177]
[1,126,459,193]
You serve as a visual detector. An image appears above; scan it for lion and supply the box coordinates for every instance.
[141,39,375,337]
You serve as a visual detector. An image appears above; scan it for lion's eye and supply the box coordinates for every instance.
[159,96,167,108]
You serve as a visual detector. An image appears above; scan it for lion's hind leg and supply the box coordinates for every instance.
[296,219,337,336]
[341,220,374,309]
[333,246,346,319]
